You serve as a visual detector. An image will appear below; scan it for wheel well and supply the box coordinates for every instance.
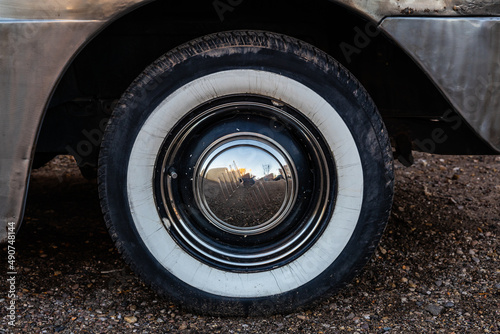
[38,0,489,169]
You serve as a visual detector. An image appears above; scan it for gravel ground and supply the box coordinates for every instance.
[1,153,499,333]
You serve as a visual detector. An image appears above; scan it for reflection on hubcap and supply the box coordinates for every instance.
[194,133,297,235]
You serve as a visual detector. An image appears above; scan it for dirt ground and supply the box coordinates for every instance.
[1,152,499,333]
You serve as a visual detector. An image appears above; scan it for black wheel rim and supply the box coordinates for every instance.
[154,95,337,272]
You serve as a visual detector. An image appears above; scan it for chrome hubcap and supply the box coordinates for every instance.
[194,133,297,235]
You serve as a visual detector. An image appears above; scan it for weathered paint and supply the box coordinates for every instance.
[0,0,151,20]
[0,0,154,243]
[333,0,500,22]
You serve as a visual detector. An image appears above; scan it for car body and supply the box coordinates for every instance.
[1,0,499,315]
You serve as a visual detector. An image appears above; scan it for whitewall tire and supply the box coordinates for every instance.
[99,31,394,315]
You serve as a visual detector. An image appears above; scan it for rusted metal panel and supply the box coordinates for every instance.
[333,0,500,22]
[0,0,153,242]
[0,0,150,20]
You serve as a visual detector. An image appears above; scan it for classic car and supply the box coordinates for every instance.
[1,0,499,315]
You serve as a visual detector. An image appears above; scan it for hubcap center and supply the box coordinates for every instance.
[194,134,296,235]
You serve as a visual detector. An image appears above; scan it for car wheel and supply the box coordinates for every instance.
[99,31,394,316]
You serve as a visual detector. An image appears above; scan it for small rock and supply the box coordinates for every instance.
[124,316,137,324]
[494,283,500,290]
[435,280,442,287]
[472,257,480,264]
[425,304,444,316]
[54,325,66,332]
[178,323,188,330]
[297,315,307,320]
[346,312,355,319]
[444,302,455,308]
